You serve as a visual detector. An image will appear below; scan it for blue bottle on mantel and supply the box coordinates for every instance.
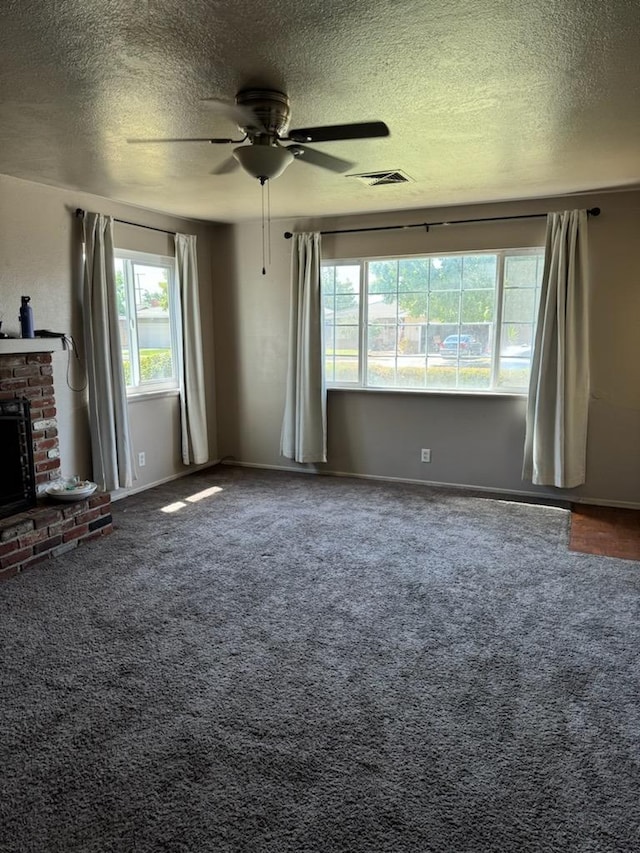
[19,296,34,338]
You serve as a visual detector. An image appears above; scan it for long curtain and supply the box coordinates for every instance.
[523,209,590,487]
[280,232,327,463]
[175,233,209,465]
[82,212,134,491]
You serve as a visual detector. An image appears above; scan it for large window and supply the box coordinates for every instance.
[322,249,544,393]
[114,250,179,394]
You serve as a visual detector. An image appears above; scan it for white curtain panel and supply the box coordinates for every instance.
[175,233,209,465]
[281,232,327,463]
[523,209,590,487]
[81,212,134,491]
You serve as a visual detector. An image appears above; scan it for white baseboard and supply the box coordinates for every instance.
[221,459,640,510]
[110,460,221,502]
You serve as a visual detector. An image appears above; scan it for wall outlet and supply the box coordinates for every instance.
[138,451,146,467]
[420,448,431,463]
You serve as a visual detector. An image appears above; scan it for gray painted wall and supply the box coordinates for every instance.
[0,174,220,494]
[214,191,640,507]
[2,172,637,507]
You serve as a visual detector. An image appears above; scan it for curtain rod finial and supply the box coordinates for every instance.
[588,207,600,216]
[284,231,293,239]
[75,208,85,219]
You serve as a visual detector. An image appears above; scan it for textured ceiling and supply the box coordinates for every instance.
[1,0,640,222]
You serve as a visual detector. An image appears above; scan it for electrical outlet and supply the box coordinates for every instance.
[420,448,431,463]
[138,452,146,467]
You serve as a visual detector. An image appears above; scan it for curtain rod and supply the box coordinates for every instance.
[74,208,175,236]
[283,207,601,239]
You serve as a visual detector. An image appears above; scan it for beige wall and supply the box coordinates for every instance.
[3,171,637,506]
[0,173,220,493]
[215,191,640,507]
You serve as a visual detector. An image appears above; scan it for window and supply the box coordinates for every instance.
[322,249,544,393]
[114,250,179,394]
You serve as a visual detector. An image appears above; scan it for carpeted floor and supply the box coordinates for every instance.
[1,465,639,852]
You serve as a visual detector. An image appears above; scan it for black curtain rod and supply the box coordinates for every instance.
[75,208,175,236]
[283,207,601,239]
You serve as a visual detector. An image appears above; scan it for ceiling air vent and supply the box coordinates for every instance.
[348,170,413,186]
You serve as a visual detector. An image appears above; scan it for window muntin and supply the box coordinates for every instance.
[322,249,543,394]
[114,250,179,394]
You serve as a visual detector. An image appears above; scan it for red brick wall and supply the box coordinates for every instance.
[0,493,113,582]
[0,352,61,489]
[0,350,113,582]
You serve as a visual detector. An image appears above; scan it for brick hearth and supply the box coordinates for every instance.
[0,347,112,581]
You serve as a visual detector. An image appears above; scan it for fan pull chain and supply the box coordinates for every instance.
[260,178,266,275]
[267,179,272,268]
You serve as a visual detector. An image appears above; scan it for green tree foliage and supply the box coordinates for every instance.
[368,255,497,323]
[115,270,127,315]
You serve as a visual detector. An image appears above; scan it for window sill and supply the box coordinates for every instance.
[326,385,527,399]
[127,387,180,402]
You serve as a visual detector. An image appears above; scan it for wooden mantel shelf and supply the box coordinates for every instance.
[0,338,65,354]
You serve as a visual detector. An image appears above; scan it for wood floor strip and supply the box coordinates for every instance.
[570,504,640,561]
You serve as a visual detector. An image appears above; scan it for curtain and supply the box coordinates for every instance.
[175,233,209,465]
[280,232,327,463]
[82,212,134,491]
[523,209,590,487]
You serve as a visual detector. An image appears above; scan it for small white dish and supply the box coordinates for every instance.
[46,481,98,502]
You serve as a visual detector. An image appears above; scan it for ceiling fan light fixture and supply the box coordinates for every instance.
[232,145,294,181]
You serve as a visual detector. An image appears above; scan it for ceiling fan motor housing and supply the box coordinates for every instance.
[235,89,291,137]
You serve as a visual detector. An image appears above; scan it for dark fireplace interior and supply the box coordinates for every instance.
[0,398,37,520]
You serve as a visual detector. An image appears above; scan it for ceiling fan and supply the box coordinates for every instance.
[128,88,390,183]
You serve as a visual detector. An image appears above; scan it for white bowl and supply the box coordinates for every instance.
[46,481,98,502]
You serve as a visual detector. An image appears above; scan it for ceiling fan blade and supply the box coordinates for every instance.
[287,145,354,173]
[210,156,240,175]
[200,98,266,132]
[127,136,242,144]
[286,121,389,143]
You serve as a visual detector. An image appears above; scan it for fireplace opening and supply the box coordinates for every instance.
[0,398,37,520]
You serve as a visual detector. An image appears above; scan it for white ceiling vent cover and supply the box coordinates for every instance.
[348,170,413,186]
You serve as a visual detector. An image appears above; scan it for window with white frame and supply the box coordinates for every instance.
[321,249,544,393]
[114,250,179,394]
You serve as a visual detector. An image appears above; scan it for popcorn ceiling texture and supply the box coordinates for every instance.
[0,1,638,219]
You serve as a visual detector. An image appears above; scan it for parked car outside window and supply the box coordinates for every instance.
[440,334,484,356]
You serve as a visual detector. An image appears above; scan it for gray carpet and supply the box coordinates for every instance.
[1,466,639,853]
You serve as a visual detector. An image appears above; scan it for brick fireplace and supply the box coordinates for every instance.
[0,342,112,581]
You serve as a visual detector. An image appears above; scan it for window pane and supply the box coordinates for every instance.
[368,324,397,353]
[400,292,428,320]
[501,323,535,350]
[321,265,335,295]
[399,323,427,355]
[430,256,462,290]
[321,263,361,383]
[429,291,460,323]
[398,258,429,292]
[334,294,359,322]
[504,255,540,287]
[462,255,496,289]
[335,265,360,294]
[498,356,531,390]
[333,357,359,383]
[503,288,536,323]
[461,290,494,323]
[367,357,396,387]
[368,260,397,294]
[323,249,543,394]
[457,364,491,390]
[426,363,458,390]
[114,258,131,386]
[132,262,174,382]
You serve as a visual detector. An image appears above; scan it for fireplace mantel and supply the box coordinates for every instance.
[0,339,64,354]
